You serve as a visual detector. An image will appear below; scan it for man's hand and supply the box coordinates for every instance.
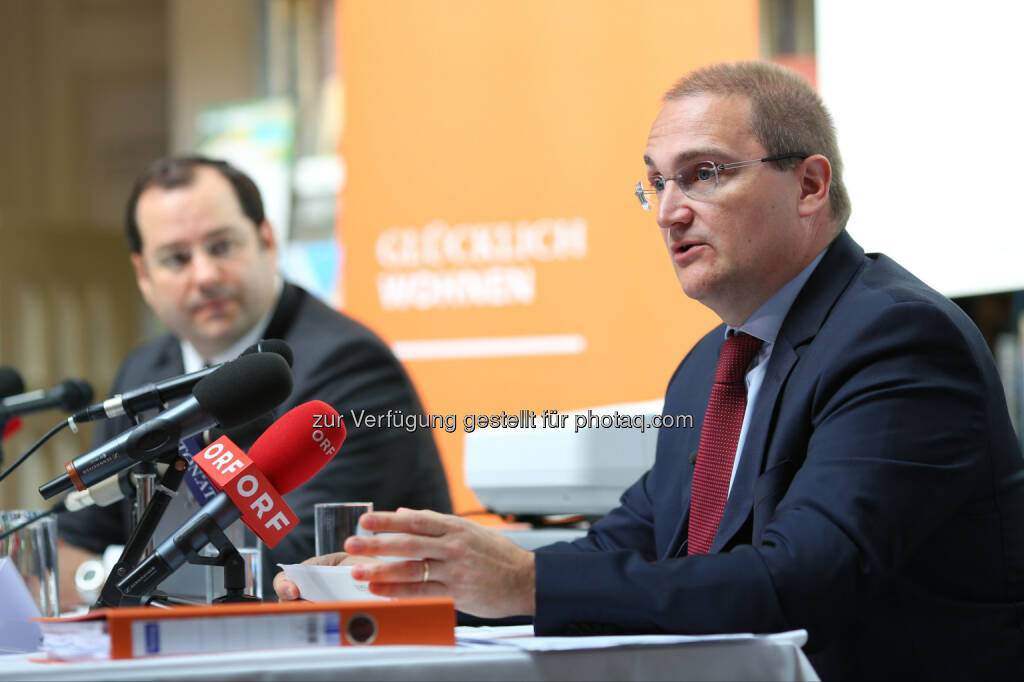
[272,552,379,600]
[344,508,536,618]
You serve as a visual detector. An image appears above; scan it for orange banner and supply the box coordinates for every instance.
[337,1,759,514]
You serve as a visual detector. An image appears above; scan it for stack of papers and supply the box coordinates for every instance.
[455,625,807,651]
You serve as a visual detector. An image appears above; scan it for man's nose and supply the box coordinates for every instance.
[190,249,223,285]
[656,183,695,228]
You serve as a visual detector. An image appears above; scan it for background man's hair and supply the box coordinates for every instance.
[665,61,851,230]
[124,154,266,253]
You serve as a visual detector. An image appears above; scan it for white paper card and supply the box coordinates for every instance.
[277,563,391,602]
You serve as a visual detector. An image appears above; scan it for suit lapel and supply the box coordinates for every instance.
[264,283,302,340]
[151,334,185,379]
[709,338,798,553]
[708,232,867,553]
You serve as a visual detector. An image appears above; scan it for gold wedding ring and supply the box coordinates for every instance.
[422,559,430,583]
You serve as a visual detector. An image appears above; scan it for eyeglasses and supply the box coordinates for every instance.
[634,152,807,210]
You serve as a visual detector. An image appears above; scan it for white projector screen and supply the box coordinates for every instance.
[817,1,1024,298]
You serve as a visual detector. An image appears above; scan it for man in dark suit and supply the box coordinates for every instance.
[274,63,1024,679]
[58,155,451,604]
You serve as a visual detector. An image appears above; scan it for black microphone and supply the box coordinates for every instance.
[0,378,94,420]
[0,367,25,463]
[38,353,293,500]
[205,410,277,451]
[249,339,294,367]
[61,412,276,513]
[61,467,152,511]
[688,450,699,465]
[70,339,294,424]
[0,367,24,400]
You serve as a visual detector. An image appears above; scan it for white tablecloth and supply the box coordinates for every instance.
[0,627,819,681]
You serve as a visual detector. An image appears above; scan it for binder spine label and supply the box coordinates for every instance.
[130,613,342,657]
[144,622,160,654]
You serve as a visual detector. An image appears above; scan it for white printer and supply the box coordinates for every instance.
[464,400,663,520]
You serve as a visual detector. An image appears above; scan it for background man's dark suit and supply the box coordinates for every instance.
[59,282,452,596]
[534,232,1024,680]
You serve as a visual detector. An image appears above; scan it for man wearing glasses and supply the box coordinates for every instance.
[58,155,452,606]
[275,63,1024,679]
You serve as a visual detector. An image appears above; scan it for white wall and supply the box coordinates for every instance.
[817,1,1024,297]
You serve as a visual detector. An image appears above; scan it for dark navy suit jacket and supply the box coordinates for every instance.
[534,233,1024,680]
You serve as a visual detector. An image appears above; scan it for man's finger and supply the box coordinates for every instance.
[273,575,300,600]
[302,552,349,567]
[344,533,441,559]
[367,580,450,600]
[352,559,435,584]
[359,510,448,537]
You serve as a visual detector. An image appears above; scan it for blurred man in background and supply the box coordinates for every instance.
[59,155,451,605]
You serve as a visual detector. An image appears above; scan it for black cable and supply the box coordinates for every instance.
[0,419,69,483]
[0,505,62,542]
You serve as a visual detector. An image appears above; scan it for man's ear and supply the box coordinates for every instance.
[257,220,278,252]
[130,253,155,307]
[797,154,831,219]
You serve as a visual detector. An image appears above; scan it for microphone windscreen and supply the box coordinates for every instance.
[192,353,293,427]
[248,400,345,495]
[242,339,294,368]
[207,411,276,450]
[0,367,24,399]
[59,379,94,410]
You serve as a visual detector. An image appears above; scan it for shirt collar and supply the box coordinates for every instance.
[727,248,828,346]
[180,277,284,372]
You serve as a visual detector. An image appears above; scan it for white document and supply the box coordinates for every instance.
[0,557,42,654]
[277,563,390,602]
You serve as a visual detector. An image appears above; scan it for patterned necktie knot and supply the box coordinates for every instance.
[713,333,763,385]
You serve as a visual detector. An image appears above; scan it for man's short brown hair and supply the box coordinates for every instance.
[665,62,851,230]
[124,155,266,253]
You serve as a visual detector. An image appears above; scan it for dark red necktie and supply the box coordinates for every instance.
[688,332,763,556]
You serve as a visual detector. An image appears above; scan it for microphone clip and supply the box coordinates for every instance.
[123,418,183,464]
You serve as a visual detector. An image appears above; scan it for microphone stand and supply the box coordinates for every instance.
[132,461,159,559]
[94,452,259,608]
[94,452,188,608]
[155,525,258,606]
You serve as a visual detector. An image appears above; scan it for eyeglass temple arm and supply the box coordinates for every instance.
[717,153,808,171]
